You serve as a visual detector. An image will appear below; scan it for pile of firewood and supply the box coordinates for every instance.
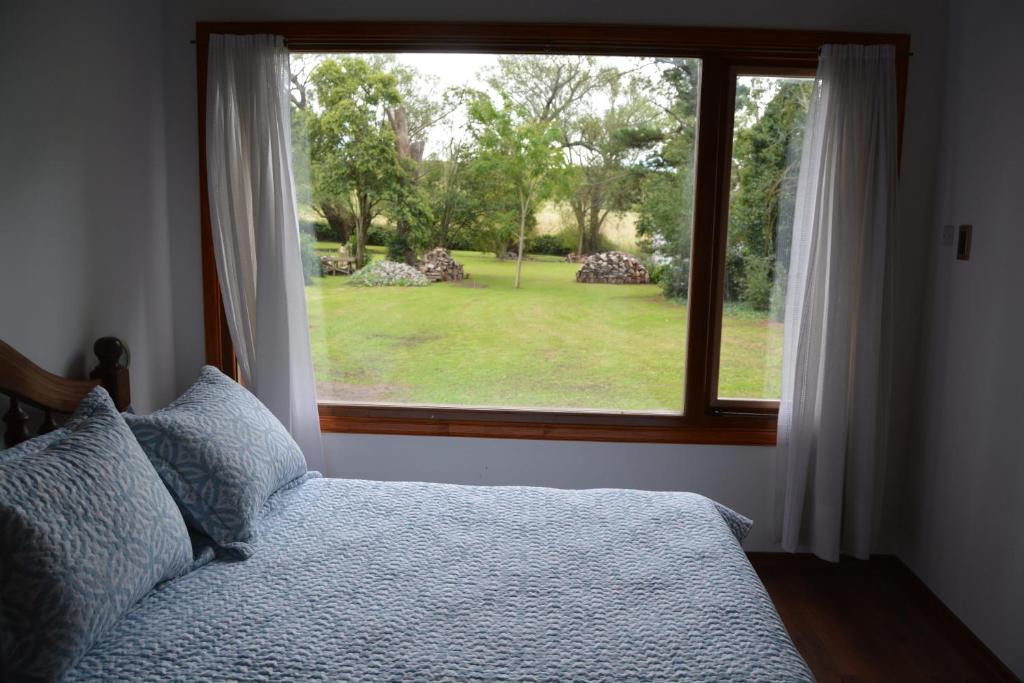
[417,248,466,282]
[575,251,650,284]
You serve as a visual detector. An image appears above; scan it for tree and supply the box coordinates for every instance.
[379,59,452,264]
[726,78,812,312]
[467,92,564,288]
[562,77,662,254]
[413,141,489,250]
[634,58,701,299]
[486,55,613,125]
[306,57,404,268]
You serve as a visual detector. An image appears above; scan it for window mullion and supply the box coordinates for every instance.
[683,56,731,422]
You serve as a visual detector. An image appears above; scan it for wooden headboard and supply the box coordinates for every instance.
[0,337,131,448]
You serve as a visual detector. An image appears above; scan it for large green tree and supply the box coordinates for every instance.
[467,92,564,288]
[307,57,404,268]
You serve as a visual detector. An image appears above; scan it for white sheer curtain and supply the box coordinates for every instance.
[776,45,898,561]
[205,34,324,471]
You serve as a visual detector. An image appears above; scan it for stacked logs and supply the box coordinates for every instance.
[575,251,650,284]
[417,248,466,282]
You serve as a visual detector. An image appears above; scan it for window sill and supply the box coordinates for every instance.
[318,402,777,445]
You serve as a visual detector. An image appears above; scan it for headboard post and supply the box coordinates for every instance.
[3,397,30,447]
[90,337,131,412]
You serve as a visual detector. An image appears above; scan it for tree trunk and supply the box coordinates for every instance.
[587,191,603,253]
[514,192,528,289]
[319,201,354,244]
[355,193,371,268]
[388,105,424,266]
[571,199,586,255]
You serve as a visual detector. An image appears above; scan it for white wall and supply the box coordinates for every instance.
[158,0,948,553]
[897,0,1024,676]
[0,0,176,412]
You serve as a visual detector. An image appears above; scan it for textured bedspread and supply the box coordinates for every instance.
[68,478,813,682]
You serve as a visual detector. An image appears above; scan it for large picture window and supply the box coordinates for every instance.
[197,23,909,443]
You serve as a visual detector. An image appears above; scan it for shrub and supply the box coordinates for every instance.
[302,219,336,243]
[528,233,572,256]
[348,260,429,287]
[741,256,773,312]
[366,224,392,247]
[299,233,322,284]
[658,258,690,300]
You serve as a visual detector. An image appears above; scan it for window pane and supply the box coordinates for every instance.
[291,53,700,413]
[718,75,813,400]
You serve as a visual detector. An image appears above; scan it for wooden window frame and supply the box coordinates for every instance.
[195,22,909,445]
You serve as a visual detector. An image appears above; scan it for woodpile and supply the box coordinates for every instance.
[575,251,650,284]
[417,247,465,282]
[349,260,429,287]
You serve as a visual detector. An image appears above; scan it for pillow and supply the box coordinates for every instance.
[0,389,115,464]
[0,387,193,682]
[124,366,307,559]
[0,426,70,464]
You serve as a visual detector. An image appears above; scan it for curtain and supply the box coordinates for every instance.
[776,45,898,561]
[205,34,324,471]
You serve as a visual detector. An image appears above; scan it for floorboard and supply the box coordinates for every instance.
[748,553,1018,683]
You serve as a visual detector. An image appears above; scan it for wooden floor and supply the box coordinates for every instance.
[749,554,1018,683]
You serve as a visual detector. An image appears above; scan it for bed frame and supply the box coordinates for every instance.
[0,337,131,448]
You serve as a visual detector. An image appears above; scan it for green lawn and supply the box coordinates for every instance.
[306,246,781,411]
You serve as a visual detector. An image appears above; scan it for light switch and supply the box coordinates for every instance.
[956,225,972,261]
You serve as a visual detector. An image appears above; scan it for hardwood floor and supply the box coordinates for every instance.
[749,553,1018,682]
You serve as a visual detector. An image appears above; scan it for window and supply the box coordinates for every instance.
[197,23,909,444]
[717,73,814,402]
[291,52,698,415]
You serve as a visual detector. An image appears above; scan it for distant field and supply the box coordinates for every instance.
[305,246,781,410]
[532,203,640,251]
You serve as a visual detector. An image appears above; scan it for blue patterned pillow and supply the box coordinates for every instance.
[0,390,117,464]
[0,387,193,682]
[124,366,307,559]
[0,426,70,463]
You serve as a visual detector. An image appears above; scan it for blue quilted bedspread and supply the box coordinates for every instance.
[67,477,813,682]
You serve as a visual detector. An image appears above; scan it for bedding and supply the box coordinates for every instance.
[125,366,307,559]
[0,388,193,682]
[67,477,813,682]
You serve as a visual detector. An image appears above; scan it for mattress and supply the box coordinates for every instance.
[67,477,813,682]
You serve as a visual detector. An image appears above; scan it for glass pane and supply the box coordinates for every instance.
[718,74,813,400]
[290,53,700,413]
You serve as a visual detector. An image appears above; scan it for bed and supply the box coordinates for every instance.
[0,338,813,682]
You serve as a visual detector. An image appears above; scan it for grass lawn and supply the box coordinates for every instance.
[306,246,782,411]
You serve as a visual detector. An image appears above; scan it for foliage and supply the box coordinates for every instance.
[528,233,572,256]
[633,58,701,300]
[299,232,322,284]
[305,57,405,268]
[466,91,565,287]
[348,259,429,287]
[364,224,391,247]
[726,79,812,311]
[408,144,489,252]
[291,54,812,316]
